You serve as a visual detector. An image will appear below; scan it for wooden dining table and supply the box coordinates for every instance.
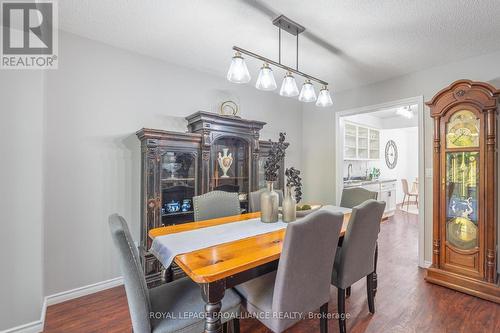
[149,207,379,333]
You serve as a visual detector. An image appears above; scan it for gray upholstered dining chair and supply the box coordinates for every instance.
[331,200,386,333]
[235,210,344,333]
[248,188,284,212]
[192,190,241,221]
[109,214,241,333]
[340,187,378,208]
[339,187,379,298]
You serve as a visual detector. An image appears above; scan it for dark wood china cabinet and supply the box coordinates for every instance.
[426,80,500,303]
[137,111,284,286]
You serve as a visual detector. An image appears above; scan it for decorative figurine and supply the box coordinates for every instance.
[217,148,233,178]
[181,199,192,212]
[166,200,181,213]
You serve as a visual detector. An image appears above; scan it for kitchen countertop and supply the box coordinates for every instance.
[343,178,397,188]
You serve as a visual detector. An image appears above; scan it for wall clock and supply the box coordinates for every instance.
[385,140,398,169]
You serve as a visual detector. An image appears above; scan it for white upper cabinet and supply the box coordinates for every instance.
[344,122,380,160]
[369,129,380,159]
[344,123,357,159]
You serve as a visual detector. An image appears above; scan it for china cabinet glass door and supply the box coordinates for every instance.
[210,137,249,212]
[160,151,197,225]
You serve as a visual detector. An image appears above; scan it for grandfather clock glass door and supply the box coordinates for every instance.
[442,109,482,277]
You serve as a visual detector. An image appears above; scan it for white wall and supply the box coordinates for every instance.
[302,49,500,263]
[381,115,418,129]
[301,109,335,204]
[0,71,45,330]
[378,127,419,203]
[42,32,304,296]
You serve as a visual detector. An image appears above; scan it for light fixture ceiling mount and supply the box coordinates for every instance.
[396,106,414,119]
[226,15,332,107]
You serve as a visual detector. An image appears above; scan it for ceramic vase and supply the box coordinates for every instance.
[217,148,233,178]
[282,185,297,222]
[260,181,279,223]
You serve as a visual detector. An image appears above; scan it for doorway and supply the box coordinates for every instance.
[335,96,426,268]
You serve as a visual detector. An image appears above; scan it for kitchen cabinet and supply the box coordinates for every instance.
[344,121,380,160]
[379,181,396,212]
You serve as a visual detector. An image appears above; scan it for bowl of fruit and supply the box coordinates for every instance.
[295,204,322,217]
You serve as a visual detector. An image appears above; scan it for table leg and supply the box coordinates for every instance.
[373,242,378,297]
[201,280,226,333]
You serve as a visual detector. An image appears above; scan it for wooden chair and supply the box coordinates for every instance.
[401,179,418,209]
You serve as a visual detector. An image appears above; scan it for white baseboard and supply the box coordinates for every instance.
[1,320,44,333]
[1,299,46,333]
[1,277,123,333]
[46,276,123,306]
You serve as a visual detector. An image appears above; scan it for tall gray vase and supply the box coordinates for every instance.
[282,185,297,222]
[260,181,279,223]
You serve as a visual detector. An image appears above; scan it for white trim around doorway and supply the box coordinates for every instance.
[334,96,427,268]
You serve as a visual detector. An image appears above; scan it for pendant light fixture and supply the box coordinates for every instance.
[316,86,333,107]
[226,51,251,84]
[279,72,299,97]
[226,15,333,107]
[396,106,414,118]
[298,80,317,102]
[255,63,277,91]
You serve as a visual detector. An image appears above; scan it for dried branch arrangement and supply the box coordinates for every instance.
[264,132,289,182]
[285,167,302,203]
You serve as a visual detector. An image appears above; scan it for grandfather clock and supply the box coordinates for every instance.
[426,80,500,302]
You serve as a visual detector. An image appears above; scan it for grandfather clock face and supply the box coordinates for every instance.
[446,110,479,148]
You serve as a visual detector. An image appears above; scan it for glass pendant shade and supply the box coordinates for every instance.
[298,80,317,102]
[226,52,251,84]
[279,72,299,97]
[316,86,333,107]
[255,63,277,91]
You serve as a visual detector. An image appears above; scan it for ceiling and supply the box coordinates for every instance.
[59,0,500,92]
[370,104,418,119]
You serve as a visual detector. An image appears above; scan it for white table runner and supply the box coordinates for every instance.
[150,205,351,268]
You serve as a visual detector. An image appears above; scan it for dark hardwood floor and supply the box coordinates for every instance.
[43,209,500,333]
